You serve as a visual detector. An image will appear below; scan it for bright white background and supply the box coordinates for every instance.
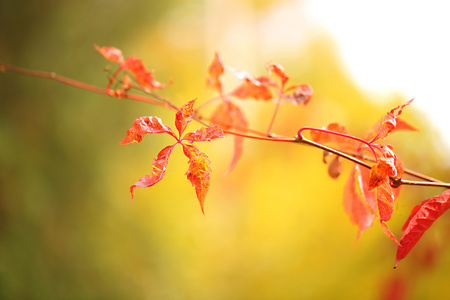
[304,0,450,148]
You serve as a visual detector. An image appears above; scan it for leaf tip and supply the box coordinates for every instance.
[119,136,133,145]
[129,184,137,201]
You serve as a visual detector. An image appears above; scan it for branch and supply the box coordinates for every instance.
[296,133,373,169]
[1,63,164,107]
[2,62,449,190]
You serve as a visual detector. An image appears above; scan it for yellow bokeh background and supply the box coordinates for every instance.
[1,0,450,299]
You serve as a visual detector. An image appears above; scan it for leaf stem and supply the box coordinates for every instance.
[267,98,282,136]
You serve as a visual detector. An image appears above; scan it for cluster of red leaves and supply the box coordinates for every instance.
[95,45,165,94]
[307,99,450,266]
[205,52,312,172]
[120,99,224,213]
[94,46,449,267]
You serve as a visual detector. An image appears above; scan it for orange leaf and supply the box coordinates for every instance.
[206,52,225,94]
[376,179,395,222]
[210,100,249,173]
[231,76,274,101]
[210,100,248,131]
[282,84,313,105]
[175,99,196,137]
[95,45,125,65]
[365,98,414,142]
[129,144,176,200]
[124,56,165,91]
[182,144,212,214]
[395,118,418,132]
[120,116,176,145]
[267,63,289,86]
[182,126,225,143]
[368,146,399,190]
[343,165,377,242]
[395,190,450,268]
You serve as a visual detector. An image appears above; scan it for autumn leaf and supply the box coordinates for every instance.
[343,165,377,242]
[309,123,361,153]
[96,45,165,91]
[119,116,176,145]
[175,99,196,137]
[182,144,213,214]
[267,63,289,87]
[206,52,225,94]
[182,126,225,143]
[130,144,175,200]
[310,123,350,145]
[122,99,224,213]
[395,118,418,132]
[210,100,248,132]
[281,84,313,105]
[368,145,400,190]
[365,98,414,143]
[395,189,450,268]
[376,179,396,222]
[231,75,274,101]
[95,45,124,66]
[124,55,165,91]
[210,100,249,173]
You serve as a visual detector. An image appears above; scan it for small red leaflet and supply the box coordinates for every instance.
[95,45,165,92]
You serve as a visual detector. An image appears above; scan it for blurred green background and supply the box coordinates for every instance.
[1,0,450,299]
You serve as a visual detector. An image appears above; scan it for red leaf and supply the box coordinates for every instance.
[206,52,225,94]
[395,118,419,132]
[129,144,176,200]
[343,165,377,242]
[120,116,176,145]
[210,100,248,132]
[368,145,400,190]
[124,56,165,91]
[267,63,289,86]
[376,179,395,222]
[182,126,225,143]
[365,98,414,142]
[175,99,196,137]
[182,144,212,214]
[210,101,249,173]
[395,189,450,267]
[282,84,313,105]
[95,45,124,65]
[231,76,274,101]
[401,199,428,231]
